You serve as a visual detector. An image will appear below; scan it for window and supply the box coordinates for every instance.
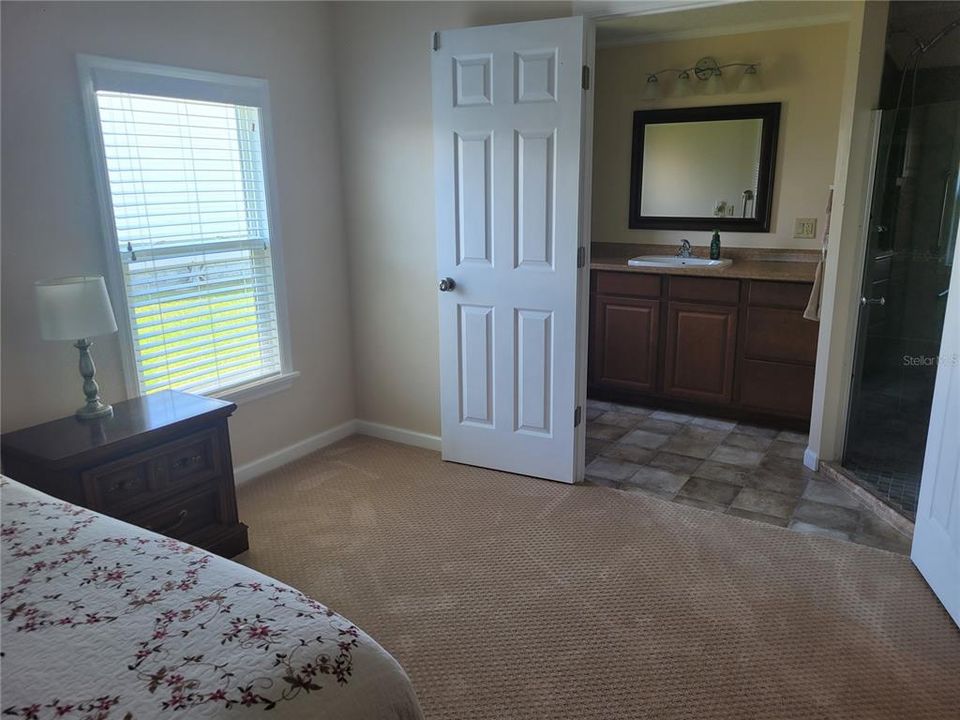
[79,56,293,399]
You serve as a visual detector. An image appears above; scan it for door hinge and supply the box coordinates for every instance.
[574,405,582,427]
[432,32,441,51]
[582,65,590,90]
[577,246,586,268]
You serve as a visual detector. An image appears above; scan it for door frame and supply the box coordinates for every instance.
[573,1,742,480]
[572,1,881,481]
[574,21,596,482]
[838,110,883,463]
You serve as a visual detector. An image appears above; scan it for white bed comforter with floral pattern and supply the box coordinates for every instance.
[0,477,423,720]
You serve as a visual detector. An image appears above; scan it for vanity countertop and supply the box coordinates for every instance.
[590,243,819,283]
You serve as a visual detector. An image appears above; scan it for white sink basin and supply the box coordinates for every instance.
[627,255,733,269]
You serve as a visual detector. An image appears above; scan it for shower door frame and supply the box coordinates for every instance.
[839,111,884,467]
[841,101,960,516]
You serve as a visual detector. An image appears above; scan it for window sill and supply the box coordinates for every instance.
[213,371,300,406]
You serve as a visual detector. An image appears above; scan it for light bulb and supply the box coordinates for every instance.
[642,74,661,100]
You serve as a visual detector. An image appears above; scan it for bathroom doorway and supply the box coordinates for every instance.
[843,3,960,518]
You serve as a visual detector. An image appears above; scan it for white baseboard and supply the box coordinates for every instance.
[355,420,442,452]
[233,419,358,485]
[233,419,441,485]
[803,446,819,472]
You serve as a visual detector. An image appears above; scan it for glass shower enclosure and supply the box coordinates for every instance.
[843,100,960,518]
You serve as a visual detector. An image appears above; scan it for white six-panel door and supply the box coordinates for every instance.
[911,227,960,627]
[432,17,591,483]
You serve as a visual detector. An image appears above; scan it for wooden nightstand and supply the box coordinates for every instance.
[1,390,248,558]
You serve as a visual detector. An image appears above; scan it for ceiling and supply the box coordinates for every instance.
[886,1,960,70]
[595,1,854,47]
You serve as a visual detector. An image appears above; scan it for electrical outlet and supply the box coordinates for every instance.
[794,218,818,239]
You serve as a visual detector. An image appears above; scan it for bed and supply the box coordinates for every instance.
[0,477,423,720]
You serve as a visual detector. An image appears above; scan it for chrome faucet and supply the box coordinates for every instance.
[677,239,693,258]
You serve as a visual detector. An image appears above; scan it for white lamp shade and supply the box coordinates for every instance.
[35,275,118,341]
[642,75,661,100]
[738,66,762,93]
[673,73,693,98]
[705,71,726,95]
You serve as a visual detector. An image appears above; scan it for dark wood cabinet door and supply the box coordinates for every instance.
[663,302,738,404]
[592,294,659,393]
[739,359,815,418]
[743,307,819,365]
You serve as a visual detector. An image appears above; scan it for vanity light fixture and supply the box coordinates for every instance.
[642,56,761,98]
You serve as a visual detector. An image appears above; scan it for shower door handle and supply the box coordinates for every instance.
[936,171,954,250]
[860,296,886,306]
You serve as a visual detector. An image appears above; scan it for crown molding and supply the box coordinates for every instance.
[575,1,739,20]
[597,11,851,49]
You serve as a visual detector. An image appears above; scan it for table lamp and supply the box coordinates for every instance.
[35,275,119,420]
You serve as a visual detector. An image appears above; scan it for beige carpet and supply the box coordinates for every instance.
[236,435,959,720]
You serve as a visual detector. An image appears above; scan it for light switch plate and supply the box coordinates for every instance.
[794,217,818,239]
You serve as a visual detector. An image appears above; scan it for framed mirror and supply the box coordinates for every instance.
[629,103,780,232]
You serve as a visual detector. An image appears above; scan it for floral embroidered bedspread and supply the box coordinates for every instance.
[0,478,423,720]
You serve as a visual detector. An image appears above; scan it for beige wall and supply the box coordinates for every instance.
[331,1,571,437]
[592,23,849,249]
[0,2,355,466]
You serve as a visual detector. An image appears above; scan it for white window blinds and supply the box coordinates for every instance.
[94,90,283,396]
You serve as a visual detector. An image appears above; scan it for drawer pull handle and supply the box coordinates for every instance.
[149,509,189,535]
[173,454,203,470]
[109,478,131,494]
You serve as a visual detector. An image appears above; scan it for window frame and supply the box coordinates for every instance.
[77,54,296,403]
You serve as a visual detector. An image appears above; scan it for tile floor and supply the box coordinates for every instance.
[843,462,920,519]
[584,399,913,554]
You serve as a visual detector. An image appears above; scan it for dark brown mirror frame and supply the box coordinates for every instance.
[628,102,781,232]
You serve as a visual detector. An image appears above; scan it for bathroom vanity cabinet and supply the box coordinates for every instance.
[591,272,661,394]
[589,270,818,425]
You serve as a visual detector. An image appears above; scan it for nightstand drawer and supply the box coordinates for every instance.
[128,489,220,542]
[82,428,221,512]
[163,429,221,491]
[83,461,155,509]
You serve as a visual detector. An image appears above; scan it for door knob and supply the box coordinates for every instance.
[860,296,886,306]
[439,277,456,292]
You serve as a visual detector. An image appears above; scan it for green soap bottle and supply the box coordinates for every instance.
[710,230,721,260]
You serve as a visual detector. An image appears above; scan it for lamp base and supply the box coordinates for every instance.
[73,338,112,421]
[76,400,113,421]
